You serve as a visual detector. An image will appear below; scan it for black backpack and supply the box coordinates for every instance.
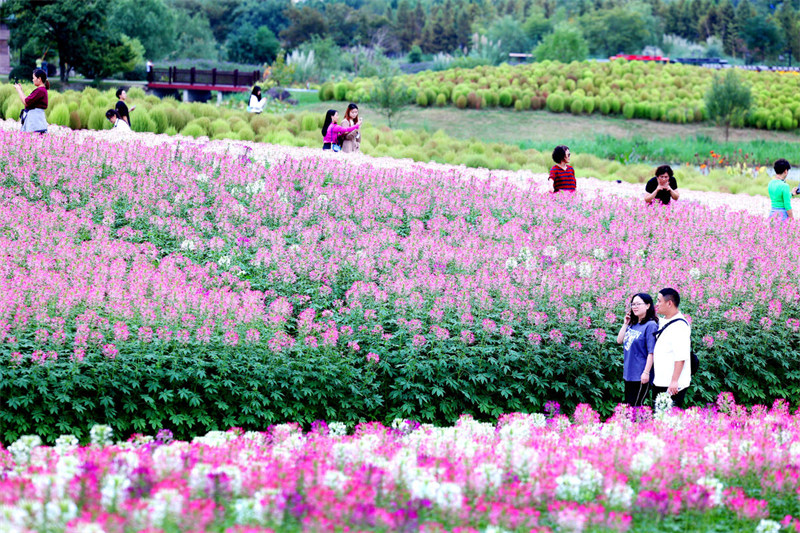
[653,318,699,374]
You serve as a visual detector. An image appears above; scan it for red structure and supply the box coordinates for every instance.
[609,54,671,63]
[147,67,262,93]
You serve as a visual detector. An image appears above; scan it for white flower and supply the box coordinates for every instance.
[146,488,183,527]
[101,474,131,510]
[654,392,673,415]
[592,247,608,260]
[180,239,196,251]
[188,463,243,498]
[328,422,347,437]
[542,245,559,258]
[755,519,781,533]
[518,246,534,262]
[218,255,232,268]
[577,261,593,279]
[605,483,635,509]
[788,441,800,465]
[554,460,603,502]
[54,435,79,455]
[195,172,209,182]
[90,425,114,446]
[689,267,702,280]
[696,476,724,506]
[8,435,42,466]
[322,470,350,492]
[504,257,518,271]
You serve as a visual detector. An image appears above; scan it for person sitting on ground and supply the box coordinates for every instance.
[768,158,796,221]
[105,109,131,130]
[115,88,135,126]
[645,165,680,205]
[248,86,268,113]
[321,109,360,151]
[548,145,576,193]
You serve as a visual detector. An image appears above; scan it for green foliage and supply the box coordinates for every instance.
[148,107,169,134]
[130,110,156,133]
[408,44,423,63]
[416,91,429,107]
[87,108,110,130]
[318,82,335,101]
[546,93,564,113]
[227,24,280,64]
[368,67,410,128]
[705,70,753,141]
[48,103,70,126]
[534,23,589,62]
[498,90,513,107]
[180,123,207,138]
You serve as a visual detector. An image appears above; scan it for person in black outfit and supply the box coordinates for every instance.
[645,165,679,205]
[115,88,135,126]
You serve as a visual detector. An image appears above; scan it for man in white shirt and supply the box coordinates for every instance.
[653,288,691,408]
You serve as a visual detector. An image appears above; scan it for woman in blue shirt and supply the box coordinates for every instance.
[616,293,658,407]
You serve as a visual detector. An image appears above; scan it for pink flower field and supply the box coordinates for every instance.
[2,397,800,532]
[0,127,799,531]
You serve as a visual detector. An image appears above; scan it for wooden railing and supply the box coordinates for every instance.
[147,67,262,91]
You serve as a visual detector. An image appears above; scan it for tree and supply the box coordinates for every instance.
[739,15,784,63]
[229,0,291,38]
[777,2,800,65]
[396,0,419,51]
[227,24,280,64]
[108,0,176,60]
[2,0,139,81]
[705,70,752,141]
[533,23,588,62]
[368,66,409,128]
[580,8,653,56]
[523,8,553,46]
[280,6,327,49]
[487,15,532,56]
[170,9,219,60]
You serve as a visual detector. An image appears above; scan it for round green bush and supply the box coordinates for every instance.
[416,92,429,107]
[87,108,109,130]
[210,118,231,135]
[319,82,335,101]
[435,93,447,107]
[546,94,565,113]
[131,110,156,133]
[238,126,256,141]
[514,100,524,111]
[599,99,611,115]
[164,126,178,136]
[424,88,436,104]
[583,97,595,114]
[498,90,513,107]
[180,123,207,138]
[334,82,348,101]
[149,107,169,134]
[455,95,468,109]
[48,103,70,127]
[521,95,532,110]
[570,97,584,114]
[68,111,81,130]
[622,102,636,119]
[609,98,622,114]
[300,114,318,131]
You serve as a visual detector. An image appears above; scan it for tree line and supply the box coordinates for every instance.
[2,0,799,83]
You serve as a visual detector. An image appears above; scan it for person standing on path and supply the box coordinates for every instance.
[15,69,49,134]
[340,103,361,153]
[548,145,576,193]
[115,88,135,126]
[616,293,658,408]
[768,158,795,221]
[645,165,680,205]
[652,288,691,408]
[321,109,360,151]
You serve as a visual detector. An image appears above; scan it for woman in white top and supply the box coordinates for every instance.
[105,109,132,130]
[248,86,267,113]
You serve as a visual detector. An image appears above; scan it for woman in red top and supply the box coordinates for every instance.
[15,68,49,133]
[548,145,576,193]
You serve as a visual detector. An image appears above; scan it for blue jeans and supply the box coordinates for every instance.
[770,208,789,221]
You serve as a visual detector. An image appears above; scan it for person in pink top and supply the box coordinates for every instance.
[321,109,361,151]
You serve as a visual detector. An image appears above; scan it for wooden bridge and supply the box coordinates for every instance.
[147,67,262,102]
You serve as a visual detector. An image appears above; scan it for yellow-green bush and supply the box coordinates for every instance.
[48,104,71,127]
[131,110,157,133]
[180,123,207,138]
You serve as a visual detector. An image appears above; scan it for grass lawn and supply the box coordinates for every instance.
[290,91,800,168]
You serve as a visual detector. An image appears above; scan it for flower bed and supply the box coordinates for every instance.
[0,130,799,443]
[2,397,800,532]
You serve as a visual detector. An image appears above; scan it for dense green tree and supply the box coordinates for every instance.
[226,24,280,64]
[580,8,653,56]
[168,0,243,43]
[739,15,784,63]
[281,6,328,49]
[395,0,419,51]
[717,0,737,55]
[2,0,139,81]
[229,0,291,38]
[523,8,553,46]
[487,16,533,56]
[777,2,800,65]
[171,9,220,60]
[705,70,752,141]
[533,22,589,62]
[108,0,176,60]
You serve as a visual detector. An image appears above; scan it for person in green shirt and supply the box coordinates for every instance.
[768,159,796,222]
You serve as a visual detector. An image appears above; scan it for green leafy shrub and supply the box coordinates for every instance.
[87,109,109,130]
[210,118,232,136]
[131,110,156,133]
[416,92,429,107]
[569,97,584,114]
[455,95,468,109]
[546,94,564,113]
[180,123,207,138]
[149,107,169,134]
[48,103,71,126]
[237,126,256,141]
[334,82,349,101]
[435,93,447,107]
[498,90,513,107]
[69,111,81,130]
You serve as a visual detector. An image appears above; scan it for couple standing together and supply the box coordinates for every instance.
[617,288,692,408]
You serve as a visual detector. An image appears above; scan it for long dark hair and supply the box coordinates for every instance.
[629,293,657,325]
[33,68,49,90]
[322,109,336,137]
[343,103,358,124]
[251,85,261,98]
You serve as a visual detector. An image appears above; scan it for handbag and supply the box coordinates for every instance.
[19,109,27,125]
[332,143,341,152]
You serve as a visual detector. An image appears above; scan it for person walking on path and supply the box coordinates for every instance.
[340,103,361,153]
[548,145,576,193]
[321,109,360,151]
[15,69,49,134]
[645,165,680,205]
[652,288,691,408]
[115,88,135,126]
[617,293,658,408]
[768,158,795,221]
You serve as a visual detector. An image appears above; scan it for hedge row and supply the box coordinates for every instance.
[2,321,798,444]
